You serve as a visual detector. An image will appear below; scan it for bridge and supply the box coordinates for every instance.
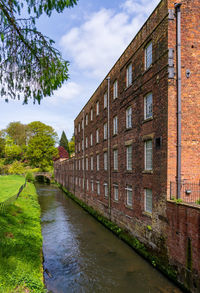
[34,172,53,181]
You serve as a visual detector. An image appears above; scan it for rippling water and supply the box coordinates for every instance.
[36,184,182,293]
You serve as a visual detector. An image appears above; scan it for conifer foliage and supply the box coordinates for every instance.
[59,131,70,154]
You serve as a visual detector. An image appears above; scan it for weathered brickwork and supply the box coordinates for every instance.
[54,0,200,291]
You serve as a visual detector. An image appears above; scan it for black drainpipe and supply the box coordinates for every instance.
[175,3,182,199]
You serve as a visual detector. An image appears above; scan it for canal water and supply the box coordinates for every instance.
[37,184,182,293]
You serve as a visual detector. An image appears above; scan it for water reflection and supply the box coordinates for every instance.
[37,184,182,293]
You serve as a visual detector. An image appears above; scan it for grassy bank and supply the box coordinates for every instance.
[0,175,45,292]
[0,175,25,202]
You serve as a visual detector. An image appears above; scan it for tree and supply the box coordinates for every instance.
[0,0,78,104]
[59,131,69,154]
[4,136,22,162]
[68,135,75,155]
[26,121,58,169]
[5,121,27,146]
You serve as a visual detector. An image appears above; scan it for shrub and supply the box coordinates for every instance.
[25,172,35,183]
[196,199,200,205]
[8,161,25,175]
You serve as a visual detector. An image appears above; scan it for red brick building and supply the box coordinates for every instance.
[54,0,200,291]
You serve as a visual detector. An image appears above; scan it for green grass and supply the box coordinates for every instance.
[0,175,25,202]
[0,176,45,292]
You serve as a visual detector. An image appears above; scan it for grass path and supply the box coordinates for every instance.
[0,176,45,292]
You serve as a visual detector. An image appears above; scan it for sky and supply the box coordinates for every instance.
[0,0,160,140]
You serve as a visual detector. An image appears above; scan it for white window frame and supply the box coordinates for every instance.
[145,140,153,170]
[104,123,107,140]
[82,139,84,150]
[82,158,84,170]
[81,119,84,129]
[85,137,88,149]
[91,180,94,192]
[126,63,132,87]
[113,184,119,201]
[126,107,132,129]
[104,182,108,198]
[126,185,133,207]
[96,154,100,171]
[79,177,81,187]
[104,152,108,170]
[96,101,99,116]
[113,116,118,135]
[126,145,132,171]
[86,157,88,170]
[104,92,107,108]
[91,108,93,121]
[96,129,99,143]
[97,181,100,195]
[145,188,152,213]
[78,123,80,132]
[144,93,153,120]
[113,149,118,171]
[86,179,89,191]
[113,80,118,99]
[91,156,94,171]
[86,114,88,125]
[90,133,93,146]
[145,41,152,70]
[82,178,84,189]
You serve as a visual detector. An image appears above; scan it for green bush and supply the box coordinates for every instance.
[8,161,25,175]
[196,199,200,205]
[25,171,35,182]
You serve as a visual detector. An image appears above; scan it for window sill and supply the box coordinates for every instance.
[142,170,153,174]
[113,170,118,173]
[125,204,133,210]
[113,134,118,137]
[142,117,153,124]
[125,84,132,91]
[142,211,152,218]
[125,127,132,132]
[113,199,119,203]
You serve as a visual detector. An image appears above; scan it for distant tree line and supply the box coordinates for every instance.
[0,121,74,174]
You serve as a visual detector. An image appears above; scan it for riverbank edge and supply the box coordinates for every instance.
[58,183,189,293]
[0,176,45,292]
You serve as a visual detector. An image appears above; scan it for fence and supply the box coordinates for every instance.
[170,181,200,204]
[0,180,26,213]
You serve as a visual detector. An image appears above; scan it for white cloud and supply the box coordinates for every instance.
[60,0,160,79]
[49,81,82,104]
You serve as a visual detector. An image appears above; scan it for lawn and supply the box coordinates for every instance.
[0,175,25,202]
[0,175,45,292]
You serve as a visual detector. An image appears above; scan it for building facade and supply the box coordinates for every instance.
[54,0,200,291]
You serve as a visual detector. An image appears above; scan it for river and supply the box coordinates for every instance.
[36,184,182,293]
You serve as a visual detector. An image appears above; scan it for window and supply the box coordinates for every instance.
[82,139,84,150]
[91,156,94,170]
[145,41,152,70]
[104,152,108,170]
[126,185,132,207]
[126,63,132,87]
[76,177,78,185]
[86,114,88,125]
[145,188,152,213]
[90,133,93,146]
[82,178,84,189]
[144,93,153,120]
[75,127,77,135]
[86,179,89,191]
[126,145,132,170]
[104,92,107,108]
[79,177,81,187]
[81,119,84,129]
[114,184,119,201]
[145,140,153,170]
[85,137,88,148]
[113,116,118,135]
[79,159,81,170]
[113,149,118,171]
[126,107,132,129]
[82,158,84,170]
[113,80,118,99]
[104,123,107,140]
[78,123,80,132]
[96,101,99,115]
[86,157,88,170]
[75,160,77,170]
[91,108,93,121]
[104,182,108,198]
[91,180,94,192]
[96,154,100,171]
[78,142,80,152]
[96,129,99,143]
[97,181,100,195]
